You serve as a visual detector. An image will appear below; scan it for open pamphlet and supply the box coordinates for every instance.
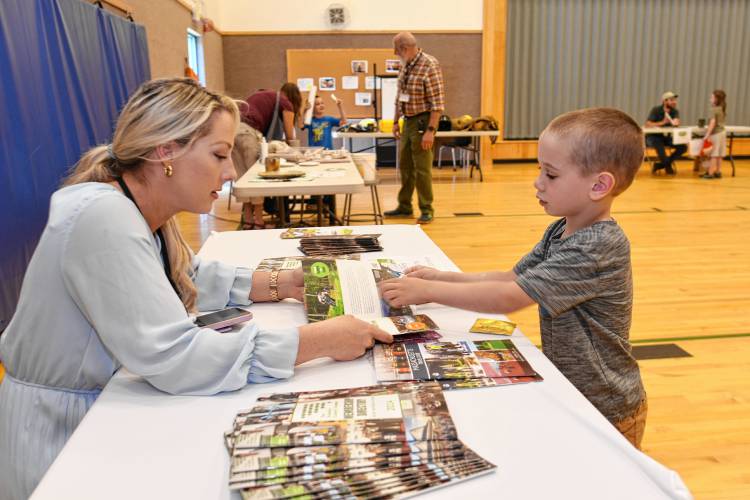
[254,254,358,273]
[372,339,543,390]
[302,257,434,323]
[223,381,496,499]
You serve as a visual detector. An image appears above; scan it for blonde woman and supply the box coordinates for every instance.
[700,89,727,179]
[0,78,390,500]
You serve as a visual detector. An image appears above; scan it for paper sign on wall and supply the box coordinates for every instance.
[342,76,359,90]
[296,78,314,92]
[355,92,372,106]
[364,76,381,90]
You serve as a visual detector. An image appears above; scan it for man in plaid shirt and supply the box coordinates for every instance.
[385,32,445,224]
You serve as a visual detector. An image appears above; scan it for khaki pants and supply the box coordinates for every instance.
[397,113,434,216]
[613,397,648,449]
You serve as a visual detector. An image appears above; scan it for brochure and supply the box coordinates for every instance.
[302,258,414,322]
[229,382,458,450]
[372,339,539,383]
[239,452,496,499]
[371,314,439,336]
[469,318,517,335]
[280,227,362,239]
[254,254,358,273]
[390,330,443,344]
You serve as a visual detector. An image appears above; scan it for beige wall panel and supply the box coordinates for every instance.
[127,0,223,92]
[203,30,225,92]
[128,0,191,80]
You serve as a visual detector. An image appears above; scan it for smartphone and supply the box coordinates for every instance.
[195,307,253,330]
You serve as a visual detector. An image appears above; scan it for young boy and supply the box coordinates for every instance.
[379,108,648,448]
[305,95,347,149]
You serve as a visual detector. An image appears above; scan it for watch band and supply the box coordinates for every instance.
[269,270,280,302]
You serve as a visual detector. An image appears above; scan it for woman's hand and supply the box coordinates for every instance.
[296,315,393,364]
[404,265,443,281]
[279,267,303,301]
[251,268,303,302]
[379,277,433,308]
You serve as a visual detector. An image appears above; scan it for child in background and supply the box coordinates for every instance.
[700,89,727,179]
[305,95,347,150]
[380,108,648,449]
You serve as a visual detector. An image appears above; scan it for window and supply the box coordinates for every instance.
[186,28,205,85]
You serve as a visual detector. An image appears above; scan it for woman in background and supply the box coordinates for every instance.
[0,78,390,500]
[236,82,303,228]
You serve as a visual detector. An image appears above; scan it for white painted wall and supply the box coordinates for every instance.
[202,0,482,32]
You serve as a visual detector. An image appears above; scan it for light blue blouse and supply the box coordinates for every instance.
[0,183,299,500]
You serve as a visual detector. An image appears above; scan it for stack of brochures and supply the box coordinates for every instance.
[372,339,543,390]
[224,381,496,499]
[299,234,382,256]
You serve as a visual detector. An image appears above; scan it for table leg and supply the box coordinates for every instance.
[277,196,286,228]
[728,133,736,177]
[316,197,323,226]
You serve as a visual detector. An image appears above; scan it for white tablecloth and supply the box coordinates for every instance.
[32,225,691,500]
[232,158,364,201]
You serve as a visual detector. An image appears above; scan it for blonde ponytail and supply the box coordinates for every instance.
[62,78,240,312]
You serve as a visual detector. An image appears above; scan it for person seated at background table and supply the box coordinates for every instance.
[380,108,648,449]
[645,91,687,175]
[700,89,727,179]
[0,78,392,500]
[300,94,347,222]
[237,82,303,229]
[303,94,347,150]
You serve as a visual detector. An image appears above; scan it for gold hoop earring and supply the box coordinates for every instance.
[164,163,173,177]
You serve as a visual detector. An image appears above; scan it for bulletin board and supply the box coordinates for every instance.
[286,48,401,120]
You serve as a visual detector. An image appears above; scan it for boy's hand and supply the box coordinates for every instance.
[379,277,432,307]
[404,265,442,281]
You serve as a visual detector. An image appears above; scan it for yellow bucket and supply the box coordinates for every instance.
[379,119,393,133]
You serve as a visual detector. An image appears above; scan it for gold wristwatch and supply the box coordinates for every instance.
[269,270,281,302]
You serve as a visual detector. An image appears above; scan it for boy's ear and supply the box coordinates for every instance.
[590,172,615,200]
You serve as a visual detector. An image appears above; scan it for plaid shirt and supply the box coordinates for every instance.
[397,50,445,117]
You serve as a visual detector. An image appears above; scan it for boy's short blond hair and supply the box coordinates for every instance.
[543,108,644,196]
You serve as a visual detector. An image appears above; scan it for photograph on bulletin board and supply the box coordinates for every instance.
[385,59,402,74]
[319,77,336,91]
[351,60,368,73]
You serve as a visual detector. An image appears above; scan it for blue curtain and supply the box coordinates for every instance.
[0,0,150,330]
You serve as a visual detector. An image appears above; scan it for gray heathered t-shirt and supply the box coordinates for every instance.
[514,218,645,423]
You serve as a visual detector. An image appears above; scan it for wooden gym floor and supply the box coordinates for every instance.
[177,157,750,499]
[2,157,747,498]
